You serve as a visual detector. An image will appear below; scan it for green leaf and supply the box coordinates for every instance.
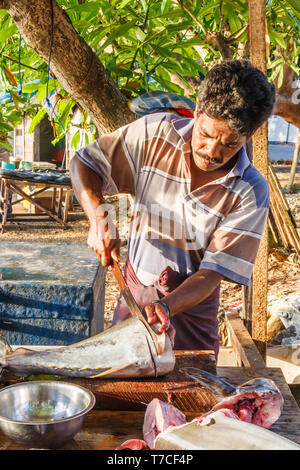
[57,99,75,129]
[65,1,100,13]
[98,20,137,52]
[277,63,284,88]
[20,83,40,93]
[226,5,242,33]
[268,30,287,49]
[0,121,14,132]
[131,26,147,42]
[117,0,133,9]
[0,140,12,151]
[71,130,81,150]
[285,0,300,12]
[161,0,171,14]
[289,62,300,75]
[36,83,48,101]
[0,25,18,42]
[28,108,46,133]
[268,57,284,68]
[110,66,133,78]
[153,71,185,95]
[165,21,192,32]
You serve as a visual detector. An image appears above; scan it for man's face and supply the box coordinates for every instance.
[191,112,249,172]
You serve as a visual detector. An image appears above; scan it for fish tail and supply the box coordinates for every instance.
[179,367,236,399]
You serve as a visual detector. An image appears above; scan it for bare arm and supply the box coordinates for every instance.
[144,269,223,333]
[69,155,120,266]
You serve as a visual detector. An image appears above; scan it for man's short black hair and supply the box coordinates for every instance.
[196,59,276,136]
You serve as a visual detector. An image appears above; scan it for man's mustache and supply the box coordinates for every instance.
[195,152,221,164]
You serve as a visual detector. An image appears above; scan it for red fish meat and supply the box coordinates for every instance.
[143,398,186,449]
[116,439,149,450]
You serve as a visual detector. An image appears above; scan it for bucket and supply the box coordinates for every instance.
[21,161,33,170]
[1,161,15,170]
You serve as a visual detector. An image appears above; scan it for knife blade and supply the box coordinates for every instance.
[111,260,165,356]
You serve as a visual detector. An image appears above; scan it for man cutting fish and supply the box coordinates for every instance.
[70,59,275,360]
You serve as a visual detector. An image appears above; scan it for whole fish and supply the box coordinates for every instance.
[153,409,300,450]
[0,317,175,379]
[180,367,283,429]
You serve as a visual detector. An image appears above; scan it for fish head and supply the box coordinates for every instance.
[235,378,282,396]
[212,377,284,428]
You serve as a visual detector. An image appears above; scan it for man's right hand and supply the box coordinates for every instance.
[87,206,121,267]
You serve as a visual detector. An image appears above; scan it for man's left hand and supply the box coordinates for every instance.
[143,301,175,346]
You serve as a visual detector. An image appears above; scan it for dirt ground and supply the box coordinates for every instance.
[1,165,299,337]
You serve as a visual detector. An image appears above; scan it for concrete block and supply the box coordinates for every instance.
[0,242,106,345]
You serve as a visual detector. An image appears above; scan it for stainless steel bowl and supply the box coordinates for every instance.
[0,381,95,448]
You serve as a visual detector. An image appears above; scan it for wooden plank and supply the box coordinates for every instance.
[225,311,267,368]
[51,187,57,211]
[269,163,300,253]
[10,186,50,206]
[0,181,9,233]
[241,284,252,334]
[288,129,300,187]
[57,187,63,218]
[63,189,72,223]
[248,0,269,359]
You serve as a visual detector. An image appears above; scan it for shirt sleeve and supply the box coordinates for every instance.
[199,178,270,286]
[75,117,146,196]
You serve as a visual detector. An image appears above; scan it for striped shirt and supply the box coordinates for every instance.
[76,112,269,288]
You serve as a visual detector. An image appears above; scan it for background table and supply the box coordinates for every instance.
[0,174,73,232]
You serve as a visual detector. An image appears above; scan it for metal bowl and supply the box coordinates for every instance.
[0,381,95,448]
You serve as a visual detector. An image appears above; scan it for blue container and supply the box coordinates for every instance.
[1,161,15,170]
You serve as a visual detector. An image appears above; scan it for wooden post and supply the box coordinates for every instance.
[248,0,269,360]
[288,129,300,187]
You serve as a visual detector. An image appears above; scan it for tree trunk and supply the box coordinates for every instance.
[0,0,135,134]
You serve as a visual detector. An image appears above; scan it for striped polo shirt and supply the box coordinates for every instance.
[76,112,270,288]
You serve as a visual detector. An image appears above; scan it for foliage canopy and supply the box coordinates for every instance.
[0,0,299,151]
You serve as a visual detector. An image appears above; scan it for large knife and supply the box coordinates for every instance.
[111,260,165,355]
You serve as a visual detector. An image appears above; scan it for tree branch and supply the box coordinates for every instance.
[227,24,249,44]
[2,0,135,133]
[2,55,37,71]
[176,0,207,36]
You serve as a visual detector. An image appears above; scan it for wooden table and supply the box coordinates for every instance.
[0,347,300,450]
[0,174,73,232]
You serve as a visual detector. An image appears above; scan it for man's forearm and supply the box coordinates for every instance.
[162,269,223,317]
[69,155,105,222]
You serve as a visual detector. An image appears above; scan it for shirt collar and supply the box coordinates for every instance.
[172,116,194,143]
[227,145,251,179]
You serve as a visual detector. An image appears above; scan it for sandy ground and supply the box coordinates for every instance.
[1,165,299,339]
